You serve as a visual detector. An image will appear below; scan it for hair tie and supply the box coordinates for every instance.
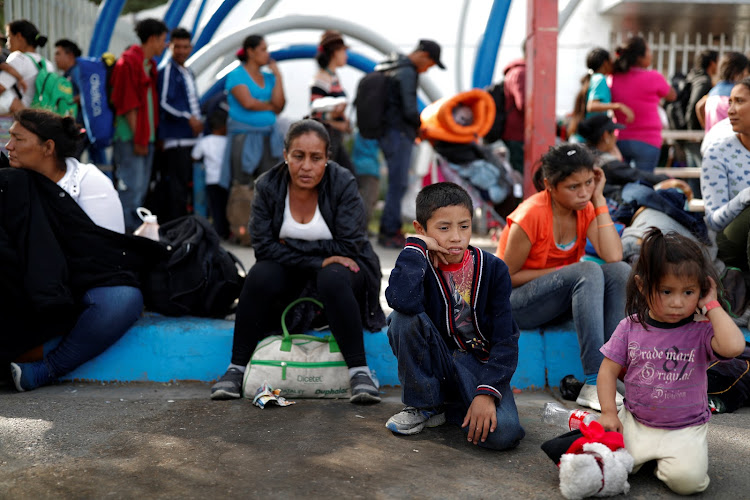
[587,68,594,75]
[35,33,40,40]
[236,48,244,58]
[317,44,324,53]
[567,150,577,156]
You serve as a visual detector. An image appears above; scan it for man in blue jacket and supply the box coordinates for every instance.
[385,182,525,450]
[156,27,203,222]
[377,39,444,249]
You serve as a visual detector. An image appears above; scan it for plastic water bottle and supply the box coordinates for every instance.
[541,402,598,431]
[134,207,160,242]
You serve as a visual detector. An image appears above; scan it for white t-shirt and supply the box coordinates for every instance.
[0,51,54,109]
[57,158,126,234]
[278,190,333,241]
[191,134,227,186]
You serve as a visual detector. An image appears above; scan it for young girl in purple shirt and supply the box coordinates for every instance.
[597,228,746,495]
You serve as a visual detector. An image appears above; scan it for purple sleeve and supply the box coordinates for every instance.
[702,322,720,363]
[600,319,630,366]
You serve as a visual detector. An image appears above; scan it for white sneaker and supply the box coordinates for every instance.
[575,383,624,412]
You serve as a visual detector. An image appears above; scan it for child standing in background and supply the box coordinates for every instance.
[192,110,229,239]
[597,228,746,495]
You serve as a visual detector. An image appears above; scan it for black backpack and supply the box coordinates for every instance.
[484,80,507,144]
[354,68,392,139]
[142,215,245,318]
[665,72,692,130]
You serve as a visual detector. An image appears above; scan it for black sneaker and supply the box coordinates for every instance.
[377,231,406,249]
[210,368,244,400]
[349,371,381,404]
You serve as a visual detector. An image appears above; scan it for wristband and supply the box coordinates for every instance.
[594,205,609,216]
[701,300,721,316]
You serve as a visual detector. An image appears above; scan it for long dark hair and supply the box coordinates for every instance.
[613,36,647,73]
[718,51,749,82]
[237,34,264,63]
[532,143,595,192]
[626,228,720,327]
[7,19,47,48]
[14,109,82,166]
[569,48,611,135]
[283,119,331,156]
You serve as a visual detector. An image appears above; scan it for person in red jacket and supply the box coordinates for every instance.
[110,18,167,232]
[502,48,526,176]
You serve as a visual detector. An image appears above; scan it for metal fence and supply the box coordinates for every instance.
[3,0,138,63]
[612,31,750,78]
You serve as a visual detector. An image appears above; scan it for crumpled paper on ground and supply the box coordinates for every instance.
[252,382,295,409]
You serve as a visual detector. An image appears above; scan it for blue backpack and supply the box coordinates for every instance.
[69,55,115,148]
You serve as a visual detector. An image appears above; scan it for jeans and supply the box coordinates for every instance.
[113,140,155,232]
[232,260,368,368]
[378,127,414,235]
[617,139,661,173]
[387,311,525,450]
[46,286,143,377]
[510,261,631,376]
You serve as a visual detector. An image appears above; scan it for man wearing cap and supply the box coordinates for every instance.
[376,39,444,248]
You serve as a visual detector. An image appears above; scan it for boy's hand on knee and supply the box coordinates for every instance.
[462,394,497,445]
[599,411,623,433]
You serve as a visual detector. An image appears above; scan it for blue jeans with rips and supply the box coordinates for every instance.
[45,286,143,378]
[378,127,414,236]
[510,261,631,377]
[113,140,155,232]
[387,311,525,450]
[617,139,661,173]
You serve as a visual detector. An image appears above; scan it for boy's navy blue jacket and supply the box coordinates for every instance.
[157,59,199,140]
[386,237,519,401]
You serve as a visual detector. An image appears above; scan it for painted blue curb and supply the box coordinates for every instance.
[55,315,750,388]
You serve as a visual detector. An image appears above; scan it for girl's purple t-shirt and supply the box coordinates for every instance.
[609,68,672,147]
[601,315,718,430]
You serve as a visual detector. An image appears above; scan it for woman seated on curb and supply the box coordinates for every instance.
[211,119,386,404]
[496,143,631,411]
[702,78,750,274]
[1,109,152,391]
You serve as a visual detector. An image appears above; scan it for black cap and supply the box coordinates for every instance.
[577,114,625,143]
[417,39,445,69]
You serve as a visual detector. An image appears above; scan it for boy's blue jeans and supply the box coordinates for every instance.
[387,311,525,450]
[46,286,143,378]
[510,261,631,377]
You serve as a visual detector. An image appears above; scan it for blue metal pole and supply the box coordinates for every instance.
[471,0,512,89]
[192,0,242,56]
[88,0,127,57]
[163,0,192,30]
[191,0,209,42]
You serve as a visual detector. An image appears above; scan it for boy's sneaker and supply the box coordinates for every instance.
[385,406,446,435]
[10,361,53,392]
[349,371,381,404]
[575,383,624,412]
[210,368,244,400]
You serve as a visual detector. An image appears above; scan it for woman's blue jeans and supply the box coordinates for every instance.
[617,139,661,173]
[510,261,631,376]
[45,286,143,378]
[387,311,525,450]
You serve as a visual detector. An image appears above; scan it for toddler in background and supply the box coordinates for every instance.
[597,228,746,495]
[192,110,229,239]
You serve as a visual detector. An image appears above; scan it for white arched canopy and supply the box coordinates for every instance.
[185,14,442,103]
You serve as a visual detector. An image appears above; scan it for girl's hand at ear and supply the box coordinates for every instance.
[698,276,718,308]
[592,166,607,204]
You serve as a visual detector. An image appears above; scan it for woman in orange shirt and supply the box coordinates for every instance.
[496,143,630,411]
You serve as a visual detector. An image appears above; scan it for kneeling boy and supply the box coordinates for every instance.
[385,182,525,449]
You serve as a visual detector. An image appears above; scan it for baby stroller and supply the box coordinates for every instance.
[416,89,522,236]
